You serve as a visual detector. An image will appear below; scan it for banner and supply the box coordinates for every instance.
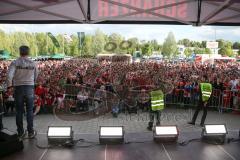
[47,32,60,48]
[206,41,219,49]
[77,32,85,49]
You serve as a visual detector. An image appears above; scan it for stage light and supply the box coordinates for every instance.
[153,125,179,143]
[99,126,124,144]
[202,124,227,144]
[47,126,73,145]
[205,124,227,134]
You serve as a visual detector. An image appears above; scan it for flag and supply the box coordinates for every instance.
[47,32,60,48]
[63,34,73,43]
[77,32,85,49]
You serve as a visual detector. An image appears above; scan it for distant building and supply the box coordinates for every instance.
[177,45,185,56]
[233,49,239,55]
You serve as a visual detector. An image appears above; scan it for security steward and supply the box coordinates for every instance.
[147,89,164,131]
[188,75,212,127]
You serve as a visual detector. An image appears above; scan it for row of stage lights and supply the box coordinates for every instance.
[47,124,228,146]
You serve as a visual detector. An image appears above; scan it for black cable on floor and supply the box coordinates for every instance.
[74,138,100,148]
[227,138,240,143]
[33,137,100,149]
[178,138,201,146]
[124,140,152,144]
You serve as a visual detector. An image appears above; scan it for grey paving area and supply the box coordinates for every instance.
[3,108,240,134]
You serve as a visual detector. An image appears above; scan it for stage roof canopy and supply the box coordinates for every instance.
[0,0,240,26]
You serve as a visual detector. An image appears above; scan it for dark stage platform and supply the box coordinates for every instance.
[1,109,240,160]
[1,132,240,160]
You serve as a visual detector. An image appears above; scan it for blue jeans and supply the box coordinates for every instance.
[14,85,34,134]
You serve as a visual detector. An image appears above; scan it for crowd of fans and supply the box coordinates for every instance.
[0,58,239,116]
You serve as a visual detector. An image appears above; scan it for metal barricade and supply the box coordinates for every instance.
[204,89,240,113]
[209,89,222,112]
[165,88,240,113]
[55,84,120,121]
[231,90,239,111]
[165,88,198,108]
[61,84,240,119]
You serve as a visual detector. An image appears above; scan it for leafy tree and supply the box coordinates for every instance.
[219,46,233,57]
[2,28,236,59]
[36,33,48,55]
[141,42,153,56]
[184,48,193,57]
[218,41,233,57]
[205,48,212,54]
[127,37,139,54]
[201,41,207,48]
[216,39,225,48]
[150,39,160,51]
[108,33,123,53]
[233,42,240,49]
[162,32,178,58]
[194,47,204,54]
[50,46,57,54]
[69,35,79,56]
[81,35,92,56]
[178,39,191,47]
[190,41,201,48]
[92,29,106,56]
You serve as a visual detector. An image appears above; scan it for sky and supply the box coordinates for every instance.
[0,24,240,43]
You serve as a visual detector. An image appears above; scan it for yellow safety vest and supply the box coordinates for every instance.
[200,83,212,102]
[150,90,164,111]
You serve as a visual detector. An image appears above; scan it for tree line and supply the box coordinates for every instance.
[0,29,239,58]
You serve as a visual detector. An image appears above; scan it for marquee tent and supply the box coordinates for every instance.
[50,53,65,59]
[0,50,10,60]
[0,0,240,26]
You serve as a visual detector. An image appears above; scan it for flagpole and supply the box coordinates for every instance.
[32,24,37,57]
[34,32,38,57]
[63,34,65,54]
[46,33,49,55]
[80,33,81,57]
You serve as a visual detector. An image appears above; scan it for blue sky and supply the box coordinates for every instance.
[0,24,239,43]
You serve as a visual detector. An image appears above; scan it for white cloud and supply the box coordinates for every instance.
[0,24,29,32]
[232,28,240,36]
[0,24,8,32]
[13,25,29,32]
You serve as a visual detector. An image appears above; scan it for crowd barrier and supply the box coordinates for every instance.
[2,84,239,115]
[63,84,240,113]
[165,88,240,112]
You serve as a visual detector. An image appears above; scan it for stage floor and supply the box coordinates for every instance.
[2,108,240,160]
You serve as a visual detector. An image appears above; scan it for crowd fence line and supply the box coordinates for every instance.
[62,84,240,113]
[1,84,239,115]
